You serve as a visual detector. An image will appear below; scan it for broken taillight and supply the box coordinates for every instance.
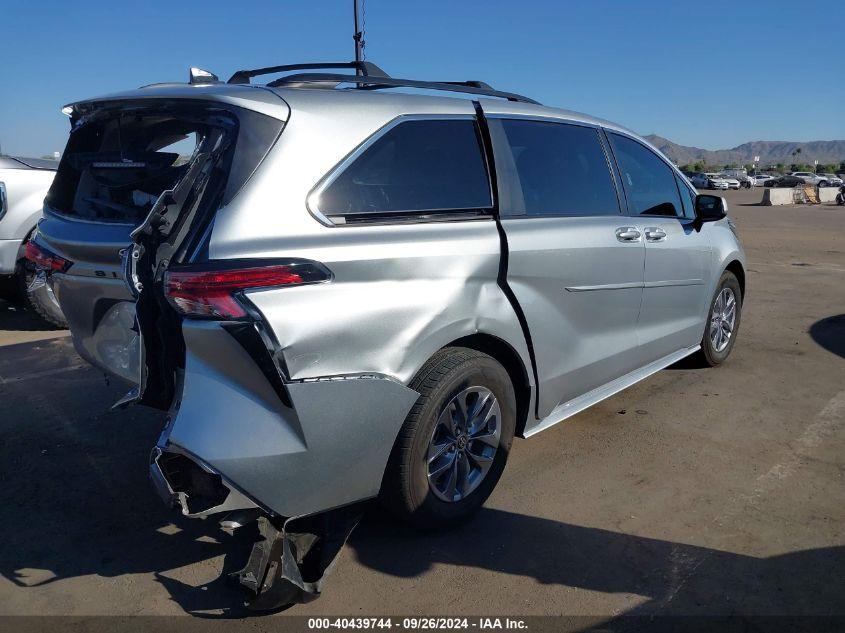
[163,260,332,319]
[25,241,73,272]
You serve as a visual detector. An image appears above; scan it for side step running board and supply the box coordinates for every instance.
[524,344,700,438]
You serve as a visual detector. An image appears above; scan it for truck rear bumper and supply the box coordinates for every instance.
[0,238,22,275]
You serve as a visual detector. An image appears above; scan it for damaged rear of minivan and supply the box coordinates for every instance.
[34,86,376,608]
[33,73,534,611]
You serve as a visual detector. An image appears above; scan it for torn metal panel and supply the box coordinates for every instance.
[149,446,258,518]
[232,510,362,611]
[163,320,420,518]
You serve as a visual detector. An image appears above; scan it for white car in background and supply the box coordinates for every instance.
[790,172,832,187]
[820,173,843,187]
[0,155,65,326]
[704,173,729,190]
[751,174,775,186]
[717,174,741,190]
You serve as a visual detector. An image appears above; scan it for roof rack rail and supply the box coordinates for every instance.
[227,61,539,105]
[228,61,388,85]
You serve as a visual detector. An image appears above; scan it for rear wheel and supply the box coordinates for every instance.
[380,347,516,530]
[19,258,67,328]
[698,271,742,366]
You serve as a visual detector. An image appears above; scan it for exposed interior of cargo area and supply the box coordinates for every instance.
[41,96,286,395]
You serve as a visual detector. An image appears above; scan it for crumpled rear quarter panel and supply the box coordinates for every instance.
[166,320,420,518]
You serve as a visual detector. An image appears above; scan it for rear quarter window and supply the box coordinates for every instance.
[313,118,492,221]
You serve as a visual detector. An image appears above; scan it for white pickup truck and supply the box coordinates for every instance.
[0,155,65,326]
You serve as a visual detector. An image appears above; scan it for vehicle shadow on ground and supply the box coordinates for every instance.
[349,511,845,619]
[0,298,64,332]
[809,315,845,359]
[1,337,843,620]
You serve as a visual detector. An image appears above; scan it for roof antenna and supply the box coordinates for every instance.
[353,0,365,75]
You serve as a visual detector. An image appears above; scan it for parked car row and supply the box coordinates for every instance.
[686,170,844,190]
[760,172,843,188]
[684,172,741,190]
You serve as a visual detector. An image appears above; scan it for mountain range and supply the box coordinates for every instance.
[643,135,845,167]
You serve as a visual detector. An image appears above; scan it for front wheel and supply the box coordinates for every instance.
[698,271,742,366]
[380,347,516,530]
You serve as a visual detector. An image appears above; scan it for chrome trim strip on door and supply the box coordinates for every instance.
[644,279,704,288]
[565,281,644,292]
[566,278,703,292]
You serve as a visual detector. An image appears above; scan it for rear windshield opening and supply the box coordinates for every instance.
[47,114,212,224]
[46,102,284,226]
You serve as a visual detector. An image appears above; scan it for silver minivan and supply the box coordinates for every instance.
[32,62,745,609]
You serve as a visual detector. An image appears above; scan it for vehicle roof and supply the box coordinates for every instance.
[267,84,638,133]
[68,80,662,159]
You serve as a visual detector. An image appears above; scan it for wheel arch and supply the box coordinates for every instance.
[725,259,745,299]
[445,333,533,438]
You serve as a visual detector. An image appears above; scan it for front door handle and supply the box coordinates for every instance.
[643,227,667,242]
[615,227,642,242]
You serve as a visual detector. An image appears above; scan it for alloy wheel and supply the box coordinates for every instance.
[426,386,501,503]
[709,287,737,353]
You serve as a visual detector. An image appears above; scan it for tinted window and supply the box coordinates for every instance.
[500,120,619,216]
[317,119,491,217]
[609,133,683,217]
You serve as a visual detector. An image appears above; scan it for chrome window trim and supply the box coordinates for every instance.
[485,112,602,129]
[306,114,494,227]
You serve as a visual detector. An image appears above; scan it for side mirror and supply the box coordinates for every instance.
[695,194,728,222]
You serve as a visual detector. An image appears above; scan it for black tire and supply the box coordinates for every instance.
[17,260,67,328]
[380,347,516,530]
[818,181,828,188]
[697,271,742,366]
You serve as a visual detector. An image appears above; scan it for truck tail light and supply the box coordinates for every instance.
[163,260,332,319]
[25,241,73,272]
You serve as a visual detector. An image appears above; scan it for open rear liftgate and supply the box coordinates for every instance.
[120,112,363,612]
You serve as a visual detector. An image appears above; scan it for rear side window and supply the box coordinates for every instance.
[315,119,492,220]
[609,133,684,217]
[499,120,619,217]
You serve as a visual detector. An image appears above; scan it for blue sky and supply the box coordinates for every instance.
[1,0,842,157]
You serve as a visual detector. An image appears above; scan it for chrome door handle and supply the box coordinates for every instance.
[643,227,667,242]
[615,227,642,242]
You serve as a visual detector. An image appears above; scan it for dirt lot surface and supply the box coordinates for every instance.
[1,188,843,624]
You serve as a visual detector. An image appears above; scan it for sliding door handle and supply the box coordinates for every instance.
[615,227,642,242]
